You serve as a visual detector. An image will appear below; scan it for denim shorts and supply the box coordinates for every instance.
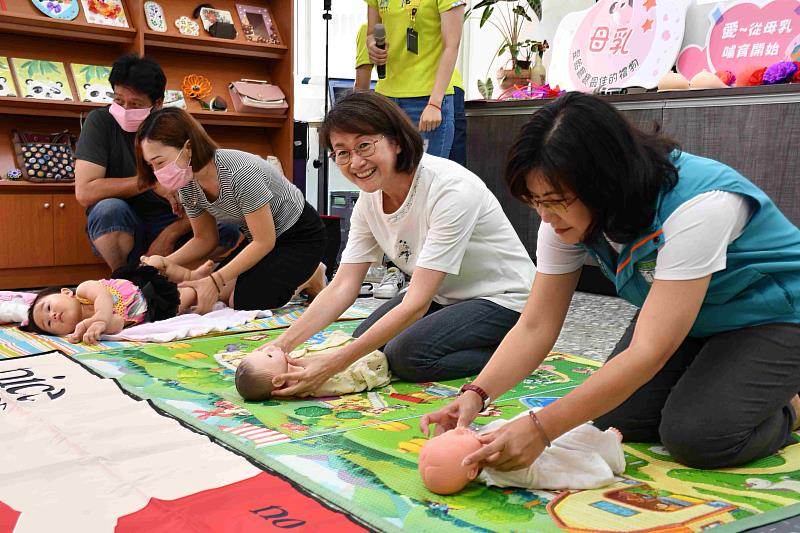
[86,198,240,261]
[389,94,455,158]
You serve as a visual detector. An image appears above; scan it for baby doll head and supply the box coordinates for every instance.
[22,287,82,335]
[418,427,483,495]
[235,347,289,401]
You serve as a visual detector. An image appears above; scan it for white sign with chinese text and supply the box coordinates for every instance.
[550,0,691,91]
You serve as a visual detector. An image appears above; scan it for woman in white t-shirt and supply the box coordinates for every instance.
[422,92,800,470]
[265,91,536,396]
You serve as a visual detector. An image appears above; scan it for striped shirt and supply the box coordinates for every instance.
[179,149,305,241]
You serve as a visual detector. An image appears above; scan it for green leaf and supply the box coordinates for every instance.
[479,5,494,28]
[527,0,542,20]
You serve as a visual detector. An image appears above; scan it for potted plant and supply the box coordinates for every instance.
[467,0,543,94]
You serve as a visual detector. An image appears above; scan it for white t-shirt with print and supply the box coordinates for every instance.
[535,191,752,280]
[340,154,536,312]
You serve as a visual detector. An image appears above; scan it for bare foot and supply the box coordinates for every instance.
[296,263,327,304]
[791,395,800,431]
[189,260,215,281]
[608,427,623,442]
[142,255,193,283]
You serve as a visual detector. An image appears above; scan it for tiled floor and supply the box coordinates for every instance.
[360,291,637,364]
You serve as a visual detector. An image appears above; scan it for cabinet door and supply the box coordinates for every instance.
[0,193,54,269]
[53,193,103,266]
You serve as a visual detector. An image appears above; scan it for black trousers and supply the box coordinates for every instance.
[224,202,326,310]
[594,315,800,468]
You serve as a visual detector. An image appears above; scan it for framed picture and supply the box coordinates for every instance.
[0,57,18,97]
[80,0,128,27]
[11,58,74,101]
[70,63,112,103]
[199,6,233,31]
[235,4,281,45]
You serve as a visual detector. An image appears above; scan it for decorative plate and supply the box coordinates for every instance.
[80,0,128,27]
[143,1,166,32]
[30,0,79,20]
[175,16,199,36]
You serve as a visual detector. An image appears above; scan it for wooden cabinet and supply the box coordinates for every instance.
[0,0,294,288]
[0,182,108,289]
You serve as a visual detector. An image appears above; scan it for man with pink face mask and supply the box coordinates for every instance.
[74,54,240,271]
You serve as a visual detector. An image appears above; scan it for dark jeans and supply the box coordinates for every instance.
[353,294,520,382]
[448,87,467,166]
[594,315,800,468]
[224,202,326,310]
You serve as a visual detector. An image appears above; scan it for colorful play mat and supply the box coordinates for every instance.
[2,319,800,531]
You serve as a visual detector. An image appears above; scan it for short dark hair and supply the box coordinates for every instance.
[504,91,680,243]
[319,91,424,174]
[136,107,219,189]
[109,54,166,105]
[19,286,62,334]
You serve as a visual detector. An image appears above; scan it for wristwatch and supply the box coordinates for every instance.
[459,383,492,410]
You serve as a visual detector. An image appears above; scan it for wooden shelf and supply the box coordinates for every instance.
[0,180,76,192]
[144,31,288,60]
[192,109,286,128]
[0,12,137,45]
[0,97,285,127]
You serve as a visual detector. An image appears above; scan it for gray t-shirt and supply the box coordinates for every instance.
[179,149,304,241]
[75,107,169,218]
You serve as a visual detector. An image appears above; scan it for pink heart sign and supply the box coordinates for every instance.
[678,0,800,78]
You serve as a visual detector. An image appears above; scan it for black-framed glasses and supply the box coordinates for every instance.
[530,196,578,214]
[329,136,384,165]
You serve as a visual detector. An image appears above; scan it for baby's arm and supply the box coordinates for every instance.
[67,281,122,343]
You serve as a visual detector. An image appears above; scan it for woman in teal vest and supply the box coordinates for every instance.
[421,92,800,470]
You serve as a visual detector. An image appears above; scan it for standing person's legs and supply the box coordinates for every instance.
[231,203,326,310]
[356,296,519,382]
[86,198,141,271]
[448,87,467,166]
[658,323,800,468]
[391,95,455,158]
[593,314,705,441]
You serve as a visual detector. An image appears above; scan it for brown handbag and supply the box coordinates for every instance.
[12,129,76,183]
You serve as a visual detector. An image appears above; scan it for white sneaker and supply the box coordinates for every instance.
[373,267,406,299]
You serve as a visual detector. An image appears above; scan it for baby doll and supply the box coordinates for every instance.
[235,331,390,400]
[21,264,192,343]
[235,345,298,401]
[418,416,625,495]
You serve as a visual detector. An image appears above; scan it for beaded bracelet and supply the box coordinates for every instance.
[528,410,552,447]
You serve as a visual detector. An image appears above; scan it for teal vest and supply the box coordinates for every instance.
[585,152,800,337]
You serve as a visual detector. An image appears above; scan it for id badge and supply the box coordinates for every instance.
[406,27,419,54]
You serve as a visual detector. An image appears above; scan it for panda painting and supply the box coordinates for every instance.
[24,79,73,101]
[82,82,113,103]
[0,76,15,97]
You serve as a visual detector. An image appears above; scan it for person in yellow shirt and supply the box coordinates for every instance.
[355,23,373,92]
[365,0,465,158]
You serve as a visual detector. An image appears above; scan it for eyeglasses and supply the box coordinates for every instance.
[530,196,577,214]
[329,136,384,165]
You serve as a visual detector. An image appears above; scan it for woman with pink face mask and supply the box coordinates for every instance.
[136,108,328,313]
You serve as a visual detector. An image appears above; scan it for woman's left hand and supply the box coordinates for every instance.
[270,352,343,398]
[462,414,548,472]
[178,276,218,313]
[419,104,442,132]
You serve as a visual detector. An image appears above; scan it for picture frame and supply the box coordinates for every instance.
[0,56,18,97]
[11,58,74,101]
[199,6,233,31]
[235,4,281,45]
[80,0,128,27]
[69,63,113,103]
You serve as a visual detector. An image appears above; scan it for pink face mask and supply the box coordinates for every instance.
[154,144,193,191]
[109,102,152,133]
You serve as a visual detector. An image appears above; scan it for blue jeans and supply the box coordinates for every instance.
[86,198,241,264]
[448,87,467,166]
[353,294,520,381]
[390,95,454,158]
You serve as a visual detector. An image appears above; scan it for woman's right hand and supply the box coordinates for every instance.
[366,34,388,66]
[420,391,484,437]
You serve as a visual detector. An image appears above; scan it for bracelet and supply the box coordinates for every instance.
[528,411,552,448]
[212,271,225,287]
[426,102,442,112]
[208,274,221,294]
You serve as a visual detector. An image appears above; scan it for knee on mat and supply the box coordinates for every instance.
[384,342,429,383]
[659,419,740,469]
